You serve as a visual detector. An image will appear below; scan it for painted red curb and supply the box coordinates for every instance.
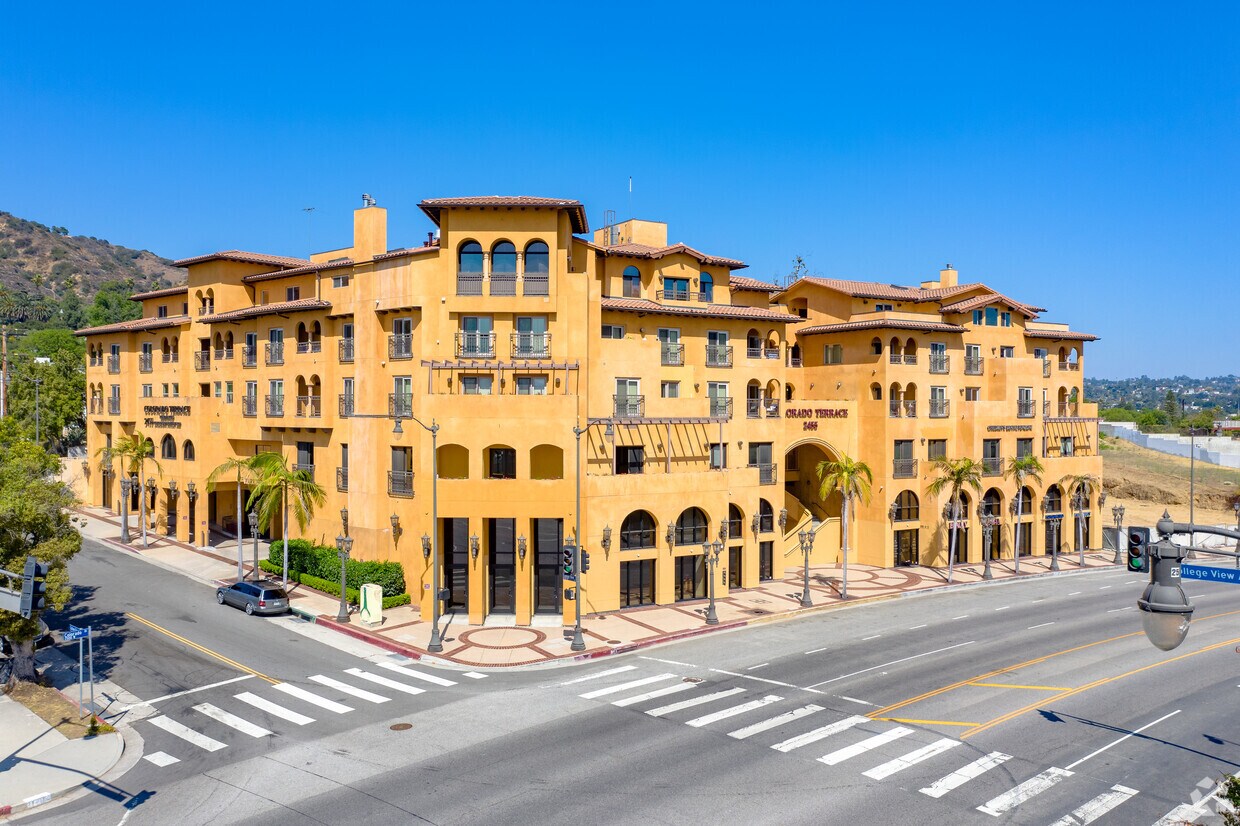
[0,804,12,816]
[313,616,428,662]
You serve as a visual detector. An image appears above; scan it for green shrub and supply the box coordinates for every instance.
[267,539,406,597]
[258,559,410,609]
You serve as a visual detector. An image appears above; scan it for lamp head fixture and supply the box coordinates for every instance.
[601,526,612,551]
[421,533,431,559]
[517,535,527,560]
[469,534,480,559]
[390,513,402,540]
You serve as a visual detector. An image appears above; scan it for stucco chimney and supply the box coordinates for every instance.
[353,200,387,261]
[939,264,958,288]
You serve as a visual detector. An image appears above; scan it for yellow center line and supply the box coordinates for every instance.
[125,612,278,685]
[874,717,979,727]
[961,635,1240,740]
[968,682,1072,691]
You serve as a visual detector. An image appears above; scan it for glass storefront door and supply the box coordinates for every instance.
[728,546,742,588]
[488,518,516,614]
[441,518,470,610]
[533,518,562,614]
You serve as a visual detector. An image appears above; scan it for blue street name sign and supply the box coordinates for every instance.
[1179,564,1240,584]
[63,624,90,641]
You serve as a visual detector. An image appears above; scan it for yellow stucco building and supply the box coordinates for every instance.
[79,196,1102,628]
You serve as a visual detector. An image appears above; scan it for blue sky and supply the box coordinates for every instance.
[1,2,1236,378]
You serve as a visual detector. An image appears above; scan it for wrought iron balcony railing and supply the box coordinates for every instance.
[964,355,984,375]
[388,470,415,497]
[523,274,549,296]
[107,355,120,374]
[193,351,210,371]
[893,458,918,479]
[614,395,644,418]
[929,399,950,418]
[982,456,1004,476]
[296,340,321,354]
[293,463,315,478]
[265,395,284,417]
[511,332,550,359]
[162,351,179,364]
[241,345,256,367]
[339,339,354,363]
[139,353,152,372]
[265,342,284,366]
[660,343,684,366]
[389,392,413,419]
[455,332,495,359]
[296,396,321,418]
[336,467,348,492]
[108,398,121,415]
[389,334,414,360]
[889,400,902,418]
[750,463,777,485]
[1017,399,1035,418]
[338,394,354,418]
[929,354,949,374]
[709,397,733,420]
[456,272,483,296]
[705,344,733,368]
[242,395,257,417]
[489,273,517,296]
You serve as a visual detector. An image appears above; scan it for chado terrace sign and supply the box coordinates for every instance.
[143,404,191,429]
[785,407,848,431]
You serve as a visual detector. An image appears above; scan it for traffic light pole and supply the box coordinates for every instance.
[571,424,588,652]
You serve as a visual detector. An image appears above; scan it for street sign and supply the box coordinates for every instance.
[1179,564,1240,584]
[63,624,90,642]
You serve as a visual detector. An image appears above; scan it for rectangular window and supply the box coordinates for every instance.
[515,375,547,395]
[622,271,641,298]
[928,439,947,460]
[1017,438,1033,458]
[462,375,493,395]
[487,447,517,479]
[1061,437,1075,457]
[142,384,153,398]
[965,387,980,401]
[972,309,983,325]
[874,303,893,312]
[709,443,727,470]
[601,324,625,339]
[1034,347,1048,359]
[286,286,300,301]
[616,446,644,475]
[824,344,843,364]
[214,381,223,398]
[171,383,179,397]
[1000,346,1014,358]
[332,274,350,288]
[660,381,679,398]
[985,307,998,325]
[983,439,1000,459]
[1000,312,1012,327]
[161,383,169,397]
[157,305,168,318]
[225,381,234,403]
[619,560,655,607]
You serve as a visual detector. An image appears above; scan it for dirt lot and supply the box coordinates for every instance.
[1102,434,1240,529]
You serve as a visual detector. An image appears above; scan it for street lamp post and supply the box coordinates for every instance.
[335,531,353,624]
[1111,504,1125,565]
[119,477,132,544]
[1008,498,1021,575]
[248,510,259,580]
[701,540,722,624]
[1072,489,1087,568]
[797,528,815,607]
[978,507,999,581]
[1043,494,1060,572]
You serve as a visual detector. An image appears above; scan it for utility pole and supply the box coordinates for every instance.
[1,325,8,418]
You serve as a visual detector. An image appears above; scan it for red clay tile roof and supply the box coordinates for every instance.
[598,242,747,270]
[796,319,967,336]
[76,314,190,337]
[419,197,589,234]
[200,298,331,323]
[242,258,355,283]
[940,293,1043,317]
[729,275,779,292]
[783,277,983,303]
[600,297,800,323]
[172,250,310,269]
[129,286,188,302]
[1024,329,1099,341]
[373,246,440,262]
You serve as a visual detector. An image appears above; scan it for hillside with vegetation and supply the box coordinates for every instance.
[1087,374,1240,416]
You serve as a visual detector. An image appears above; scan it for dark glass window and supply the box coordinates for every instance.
[622,266,641,298]
[491,242,517,274]
[524,241,549,274]
[675,507,708,545]
[458,241,483,273]
[893,490,919,522]
[620,560,655,607]
[487,447,516,479]
[616,446,644,475]
[700,272,713,301]
[620,511,656,549]
[928,439,947,460]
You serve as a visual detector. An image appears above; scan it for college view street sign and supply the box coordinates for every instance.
[63,624,90,641]
[1178,564,1240,584]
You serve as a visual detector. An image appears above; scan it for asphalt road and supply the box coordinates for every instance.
[28,541,1240,825]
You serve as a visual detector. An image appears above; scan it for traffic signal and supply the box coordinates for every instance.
[20,556,49,618]
[562,544,575,579]
[1127,527,1151,573]
[581,550,591,573]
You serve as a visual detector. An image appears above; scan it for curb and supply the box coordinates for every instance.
[0,727,134,822]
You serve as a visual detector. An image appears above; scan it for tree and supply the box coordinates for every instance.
[0,421,82,685]
[1222,774,1240,825]
[1060,473,1101,565]
[112,430,161,548]
[1135,409,1169,432]
[1004,454,1044,575]
[1162,389,1181,423]
[927,457,983,583]
[247,452,326,587]
[85,280,141,329]
[208,456,258,581]
[815,453,872,599]
[58,291,86,331]
[6,329,86,452]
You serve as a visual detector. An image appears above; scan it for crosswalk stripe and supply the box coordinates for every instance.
[579,673,677,700]
[235,691,315,725]
[191,703,271,738]
[728,704,824,739]
[686,695,783,728]
[863,737,959,779]
[920,752,1012,798]
[558,665,637,685]
[1154,803,1205,825]
[819,726,913,766]
[771,715,868,753]
[309,675,390,704]
[272,683,354,714]
[344,668,427,696]
[646,687,746,717]
[147,715,226,751]
[977,767,1073,817]
[612,682,697,707]
[376,662,457,687]
[1048,784,1138,825]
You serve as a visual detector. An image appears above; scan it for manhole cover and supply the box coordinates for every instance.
[683,677,704,683]
[606,640,622,645]
[751,609,767,615]
[390,723,413,731]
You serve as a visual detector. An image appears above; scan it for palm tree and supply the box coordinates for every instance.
[247,451,327,587]
[208,456,258,581]
[111,430,161,549]
[1004,455,1044,575]
[1060,473,1100,566]
[815,453,873,599]
[927,457,983,583]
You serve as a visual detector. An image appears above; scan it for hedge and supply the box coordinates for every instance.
[258,560,412,610]
[268,539,406,597]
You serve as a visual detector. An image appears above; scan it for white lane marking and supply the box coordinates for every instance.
[309,674,390,704]
[557,665,637,686]
[612,682,697,707]
[808,641,976,687]
[909,624,928,630]
[747,663,769,671]
[1098,585,1112,590]
[639,656,698,668]
[1068,592,1082,596]
[862,634,882,641]
[1106,606,1134,613]
[376,662,457,687]
[863,737,960,780]
[1048,784,1138,825]
[771,715,868,752]
[805,646,830,654]
[1030,598,1048,603]
[952,615,970,620]
[272,683,354,714]
[819,726,913,765]
[462,672,487,679]
[142,751,180,767]
[579,673,676,699]
[1063,710,1181,770]
[234,692,314,725]
[920,752,1011,798]
[122,674,255,710]
[976,767,1073,817]
[728,704,823,739]
[994,606,1010,612]
[709,668,824,694]
[1028,622,1056,630]
[686,695,782,728]
[837,696,877,707]
[646,687,746,717]
[344,668,427,696]
[147,715,226,752]
[191,703,271,738]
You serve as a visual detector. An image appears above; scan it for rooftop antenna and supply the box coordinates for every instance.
[302,207,315,259]
[628,176,633,219]
[362,193,376,208]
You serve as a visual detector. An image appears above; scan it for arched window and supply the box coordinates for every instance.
[675,507,709,545]
[160,434,177,460]
[893,491,919,522]
[1014,486,1034,515]
[182,440,195,461]
[982,488,1003,517]
[622,265,641,298]
[491,241,517,274]
[458,241,483,274]
[524,241,549,275]
[871,337,883,356]
[700,272,714,302]
[758,499,774,533]
[727,504,743,540]
[1043,485,1063,513]
[621,510,656,549]
[785,383,795,401]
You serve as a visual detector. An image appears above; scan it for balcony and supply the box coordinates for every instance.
[193,351,210,371]
[889,353,902,365]
[265,395,284,417]
[786,354,802,367]
[964,355,984,375]
[456,332,496,359]
[709,397,733,420]
[389,334,414,360]
[296,340,322,355]
[241,346,256,367]
[751,463,778,485]
[197,304,214,316]
[108,398,121,415]
[338,394,354,418]
[388,470,415,497]
[139,353,152,373]
[903,400,917,417]
[107,355,120,374]
[293,463,315,479]
[1059,361,1080,371]
[215,348,235,361]
[389,392,413,419]
[88,398,103,415]
[904,354,918,365]
[656,289,701,302]
[660,343,684,366]
[89,355,102,367]
[1017,399,1035,418]
[982,456,1004,476]
[511,332,551,359]
[1056,402,1079,417]
[929,399,950,418]
[336,467,348,492]
[456,272,484,296]
[929,354,949,374]
[490,273,517,296]
[242,395,257,417]
[265,342,284,366]
[892,458,918,479]
[1043,358,1052,378]
[705,344,733,368]
[748,397,779,418]
[162,352,179,364]
[523,274,549,296]
[614,395,644,418]
[339,339,355,363]
[296,396,321,418]
[889,400,901,418]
